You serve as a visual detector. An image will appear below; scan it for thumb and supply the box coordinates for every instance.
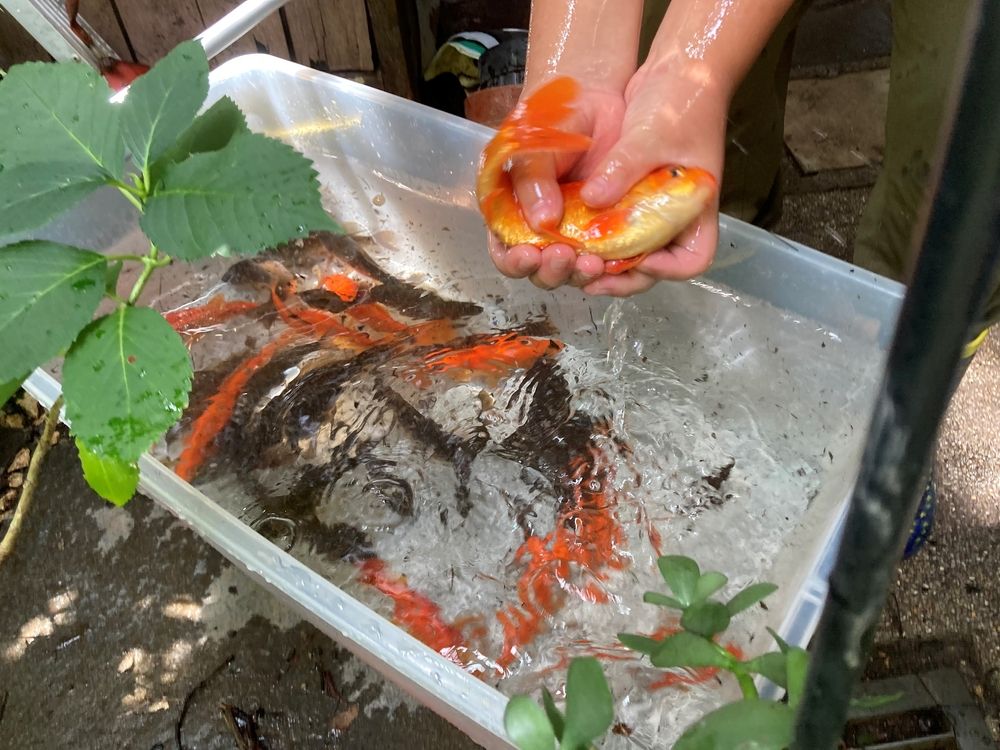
[579,132,661,209]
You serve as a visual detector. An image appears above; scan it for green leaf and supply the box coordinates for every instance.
[105,259,123,296]
[785,648,810,709]
[657,555,700,606]
[651,631,733,670]
[766,627,791,654]
[0,162,108,236]
[674,699,796,750]
[77,439,139,506]
[0,374,25,406]
[743,652,789,688]
[540,688,564,741]
[62,307,192,463]
[0,241,107,382]
[148,95,249,187]
[681,601,732,638]
[504,695,556,750]
[0,61,122,174]
[693,571,729,603]
[643,591,685,610]
[121,40,208,172]
[617,633,662,656]
[727,582,779,616]
[141,131,336,260]
[560,658,614,750]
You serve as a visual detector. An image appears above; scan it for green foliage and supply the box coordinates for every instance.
[141,131,337,260]
[0,375,24,407]
[62,307,192,462]
[0,41,336,505]
[0,242,107,382]
[649,630,734,670]
[76,440,139,506]
[504,657,613,750]
[120,41,209,173]
[674,699,796,750]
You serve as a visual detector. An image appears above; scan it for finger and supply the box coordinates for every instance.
[488,234,543,279]
[529,244,577,289]
[510,153,564,232]
[579,131,662,209]
[569,253,605,287]
[582,269,658,297]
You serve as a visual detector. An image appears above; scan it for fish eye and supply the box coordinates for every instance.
[670,167,683,178]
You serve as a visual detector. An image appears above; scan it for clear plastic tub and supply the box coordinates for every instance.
[12,55,904,748]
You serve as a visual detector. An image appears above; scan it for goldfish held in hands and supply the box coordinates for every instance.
[476,76,718,272]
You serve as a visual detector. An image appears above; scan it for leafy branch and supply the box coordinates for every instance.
[0,41,336,548]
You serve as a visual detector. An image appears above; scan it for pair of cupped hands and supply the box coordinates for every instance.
[486,58,727,297]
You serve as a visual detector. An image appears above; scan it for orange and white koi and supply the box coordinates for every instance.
[476,76,718,272]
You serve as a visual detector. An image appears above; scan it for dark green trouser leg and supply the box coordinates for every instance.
[855,0,1000,332]
[639,0,806,226]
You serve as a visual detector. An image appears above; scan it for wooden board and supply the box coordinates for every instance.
[112,0,288,65]
[0,7,52,69]
[78,0,134,62]
[366,0,412,97]
[282,0,373,72]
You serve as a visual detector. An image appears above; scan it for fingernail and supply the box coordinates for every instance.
[580,177,606,205]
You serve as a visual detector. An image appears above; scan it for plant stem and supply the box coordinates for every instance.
[115,186,144,212]
[0,396,62,567]
[733,669,759,700]
[127,245,170,305]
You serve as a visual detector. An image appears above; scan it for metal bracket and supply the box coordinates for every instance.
[0,0,114,65]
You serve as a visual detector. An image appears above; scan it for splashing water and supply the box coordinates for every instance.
[149,230,880,748]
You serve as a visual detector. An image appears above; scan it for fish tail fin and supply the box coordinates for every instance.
[501,76,592,155]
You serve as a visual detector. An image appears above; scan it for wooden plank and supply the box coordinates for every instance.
[366,0,413,97]
[112,0,207,63]
[282,0,373,72]
[78,0,134,62]
[0,7,53,69]
[113,0,288,65]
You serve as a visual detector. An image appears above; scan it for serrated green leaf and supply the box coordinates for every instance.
[0,162,107,236]
[77,439,139,506]
[618,633,662,656]
[540,688,564,741]
[0,61,122,174]
[0,374,25,406]
[785,648,810,709]
[0,241,107,382]
[727,582,779,616]
[561,658,613,750]
[643,591,684,610]
[743,652,789,688]
[674,699,796,750]
[121,40,208,172]
[681,601,732,638]
[504,695,556,750]
[148,95,249,187]
[63,307,192,462]
[693,571,728,603]
[651,631,733,670]
[141,131,336,260]
[657,555,700,606]
[766,627,790,654]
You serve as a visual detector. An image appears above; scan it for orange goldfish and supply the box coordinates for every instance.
[476,76,718,271]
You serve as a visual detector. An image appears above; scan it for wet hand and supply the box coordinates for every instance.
[574,58,728,296]
[487,83,626,290]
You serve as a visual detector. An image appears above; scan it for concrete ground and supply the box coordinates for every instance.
[1,1,998,748]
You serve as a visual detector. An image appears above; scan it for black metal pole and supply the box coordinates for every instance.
[791,0,1000,747]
